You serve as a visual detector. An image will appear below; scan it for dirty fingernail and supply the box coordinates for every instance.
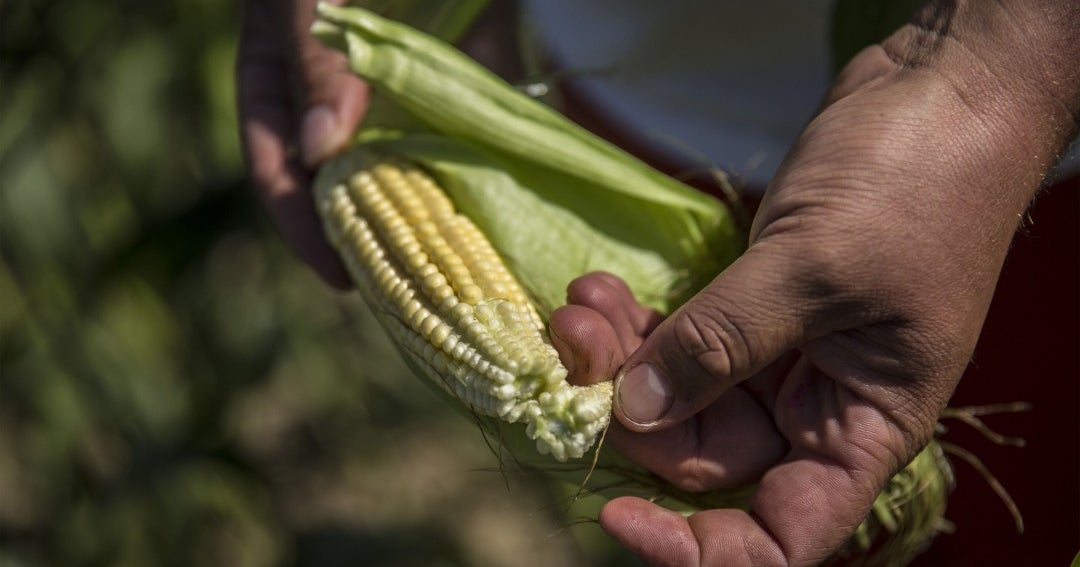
[616,363,673,425]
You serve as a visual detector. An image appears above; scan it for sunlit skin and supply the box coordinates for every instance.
[239,0,1079,564]
[238,0,363,288]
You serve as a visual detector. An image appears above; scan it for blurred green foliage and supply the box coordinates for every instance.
[830,0,926,70]
[0,2,631,565]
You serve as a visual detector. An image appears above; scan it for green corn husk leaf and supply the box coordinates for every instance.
[349,0,491,45]
[340,0,492,131]
[827,441,954,567]
[319,132,706,316]
[311,4,952,565]
[312,2,742,314]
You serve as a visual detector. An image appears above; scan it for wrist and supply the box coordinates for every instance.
[879,1,1080,199]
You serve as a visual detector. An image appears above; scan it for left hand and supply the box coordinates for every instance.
[237,0,368,287]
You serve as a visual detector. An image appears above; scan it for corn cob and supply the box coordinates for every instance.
[310,7,956,565]
[316,154,612,461]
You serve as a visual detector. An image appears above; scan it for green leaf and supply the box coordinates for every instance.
[313,3,744,313]
[355,0,491,44]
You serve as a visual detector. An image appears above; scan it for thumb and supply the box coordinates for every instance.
[613,246,822,431]
[287,0,368,167]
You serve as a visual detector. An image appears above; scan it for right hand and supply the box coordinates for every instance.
[546,5,1074,557]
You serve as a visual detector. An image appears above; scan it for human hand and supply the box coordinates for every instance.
[237,0,368,286]
[550,3,1078,565]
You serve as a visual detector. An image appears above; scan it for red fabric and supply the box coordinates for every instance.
[914,177,1079,566]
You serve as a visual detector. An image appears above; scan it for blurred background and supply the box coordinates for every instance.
[0,1,630,565]
[2,1,1076,566]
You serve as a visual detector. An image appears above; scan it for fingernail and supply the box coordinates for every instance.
[300,105,339,166]
[616,363,673,425]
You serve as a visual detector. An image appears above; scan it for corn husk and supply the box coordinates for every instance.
[310,4,952,565]
[312,3,741,314]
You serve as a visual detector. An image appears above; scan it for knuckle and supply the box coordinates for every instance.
[566,275,614,309]
[671,308,750,384]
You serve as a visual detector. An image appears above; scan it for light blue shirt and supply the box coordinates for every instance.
[523,0,835,192]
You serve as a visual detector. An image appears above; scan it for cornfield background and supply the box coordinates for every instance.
[2,1,1076,566]
[0,1,631,565]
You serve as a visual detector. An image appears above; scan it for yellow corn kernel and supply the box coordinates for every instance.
[316,156,612,460]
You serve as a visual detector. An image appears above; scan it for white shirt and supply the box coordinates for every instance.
[523,0,835,192]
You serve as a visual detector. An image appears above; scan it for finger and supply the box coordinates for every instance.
[548,305,626,386]
[288,0,368,166]
[612,246,824,430]
[598,497,705,566]
[600,496,792,567]
[566,273,656,354]
[238,0,350,287]
[572,271,663,336]
[599,455,887,566]
[603,362,908,566]
[596,354,801,492]
[603,386,786,491]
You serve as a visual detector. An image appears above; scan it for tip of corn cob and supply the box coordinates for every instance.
[526,381,614,461]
